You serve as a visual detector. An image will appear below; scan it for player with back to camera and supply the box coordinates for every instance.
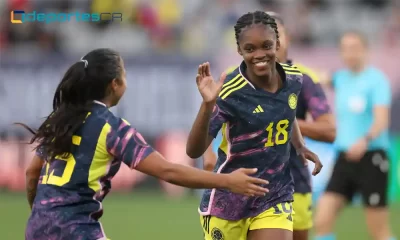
[20,48,270,240]
[186,11,323,240]
[203,12,335,240]
[313,32,396,240]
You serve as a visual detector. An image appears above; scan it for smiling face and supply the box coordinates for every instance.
[237,23,280,78]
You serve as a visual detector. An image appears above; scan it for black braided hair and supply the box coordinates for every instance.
[234,11,279,46]
[266,11,284,25]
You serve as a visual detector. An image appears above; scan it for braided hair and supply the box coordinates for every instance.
[234,11,279,46]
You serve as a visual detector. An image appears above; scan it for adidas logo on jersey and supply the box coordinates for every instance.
[253,105,264,113]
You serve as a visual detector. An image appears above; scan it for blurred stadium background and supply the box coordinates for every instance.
[1,0,400,239]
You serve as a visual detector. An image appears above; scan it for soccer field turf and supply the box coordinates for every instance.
[1,191,399,239]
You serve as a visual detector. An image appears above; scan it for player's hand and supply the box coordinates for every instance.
[297,146,323,176]
[225,168,269,197]
[196,62,226,104]
[346,138,368,162]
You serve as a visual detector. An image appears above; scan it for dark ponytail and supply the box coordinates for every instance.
[17,48,122,161]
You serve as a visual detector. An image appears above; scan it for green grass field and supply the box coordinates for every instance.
[1,191,399,239]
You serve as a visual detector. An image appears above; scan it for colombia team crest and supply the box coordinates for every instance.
[211,227,224,240]
[288,93,297,110]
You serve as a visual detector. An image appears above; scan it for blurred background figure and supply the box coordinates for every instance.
[0,0,399,239]
[314,32,395,240]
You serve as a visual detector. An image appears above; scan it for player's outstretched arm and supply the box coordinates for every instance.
[186,63,226,158]
[136,151,268,196]
[25,155,44,209]
[107,119,267,196]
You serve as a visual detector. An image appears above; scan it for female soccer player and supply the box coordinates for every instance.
[187,11,323,240]
[203,12,335,240]
[22,48,269,240]
[313,32,396,240]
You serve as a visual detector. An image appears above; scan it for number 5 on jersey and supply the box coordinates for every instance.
[41,135,80,186]
[265,119,289,147]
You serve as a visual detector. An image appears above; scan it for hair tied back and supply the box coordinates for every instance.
[80,57,88,68]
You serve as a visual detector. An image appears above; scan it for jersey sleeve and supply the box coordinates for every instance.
[372,72,391,106]
[301,73,331,119]
[106,119,155,169]
[209,98,232,138]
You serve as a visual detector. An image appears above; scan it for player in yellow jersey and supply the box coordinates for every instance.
[188,11,322,240]
[20,48,269,240]
[203,12,335,240]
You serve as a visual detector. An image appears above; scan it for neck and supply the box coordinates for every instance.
[97,99,112,108]
[276,49,288,63]
[277,54,287,63]
[246,65,281,93]
[350,63,365,73]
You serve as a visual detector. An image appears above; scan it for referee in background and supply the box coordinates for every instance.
[314,31,396,240]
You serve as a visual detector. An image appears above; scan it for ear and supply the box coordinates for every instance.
[111,78,120,91]
[276,39,281,51]
[237,45,243,56]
